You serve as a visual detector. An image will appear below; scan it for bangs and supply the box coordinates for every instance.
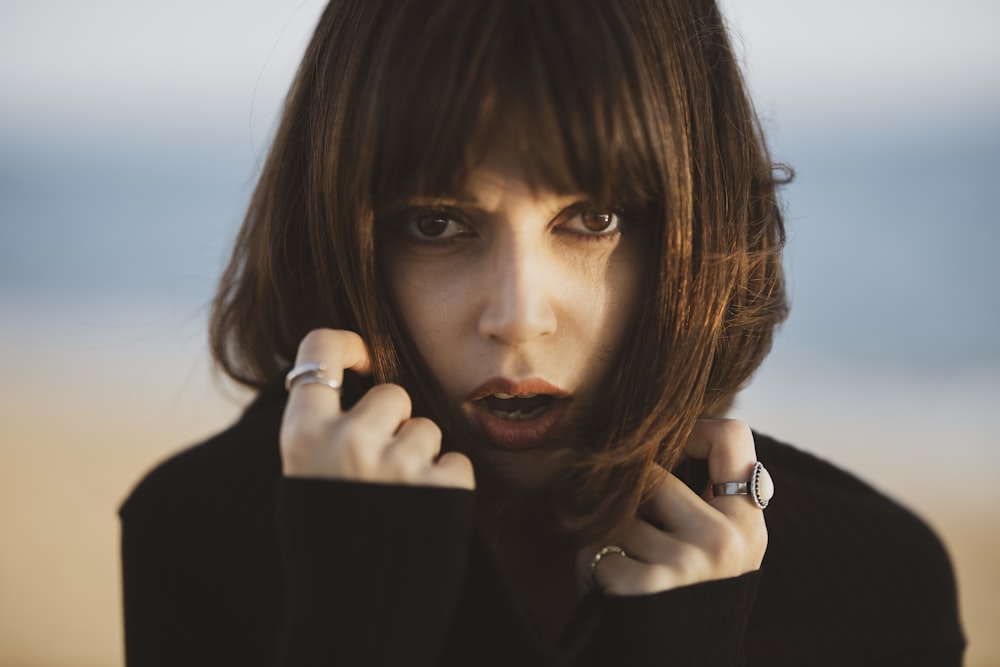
[360,0,670,209]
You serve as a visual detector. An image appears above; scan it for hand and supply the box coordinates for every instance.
[279,329,475,490]
[580,419,766,595]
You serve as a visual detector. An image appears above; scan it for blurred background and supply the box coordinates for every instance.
[1,1,997,664]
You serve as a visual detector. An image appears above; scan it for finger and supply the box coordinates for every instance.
[614,516,686,564]
[639,472,715,532]
[287,329,372,421]
[684,419,758,516]
[429,451,476,490]
[294,329,372,375]
[346,383,413,436]
[588,546,675,596]
[385,416,442,463]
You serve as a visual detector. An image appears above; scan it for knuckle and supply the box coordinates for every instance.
[665,547,702,586]
[297,328,335,356]
[381,438,425,467]
[699,517,735,555]
[430,454,476,490]
[382,449,428,479]
[408,416,442,441]
[716,418,753,444]
[703,521,752,573]
[369,383,413,412]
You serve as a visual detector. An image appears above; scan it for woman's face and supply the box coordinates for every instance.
[382,157,645,488]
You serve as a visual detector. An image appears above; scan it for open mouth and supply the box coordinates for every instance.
[465,378,571,449]
[477,393,556,421]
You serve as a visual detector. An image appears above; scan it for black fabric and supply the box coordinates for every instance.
[119,390,965,666]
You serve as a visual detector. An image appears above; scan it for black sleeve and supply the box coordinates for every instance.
[594,571,759,666]
[275,478,476,667]
[120,503,209,666]
[120,466,285,667]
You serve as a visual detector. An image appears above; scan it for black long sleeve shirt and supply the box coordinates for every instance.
[120,388,965,666]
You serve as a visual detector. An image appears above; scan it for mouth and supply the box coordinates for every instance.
[465,378,571,450]
[479,393,556,421]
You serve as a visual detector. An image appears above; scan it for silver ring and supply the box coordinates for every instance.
[284,362,341,392]
[590,545,628,586]
[291,375,342,391]
[711,461,773,509]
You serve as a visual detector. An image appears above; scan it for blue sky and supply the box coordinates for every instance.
[3,1,998,135]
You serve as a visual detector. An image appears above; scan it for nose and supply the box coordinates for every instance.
[477,236,557,344]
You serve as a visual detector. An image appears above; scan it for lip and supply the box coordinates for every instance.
[465,377,570,402]
[464,377,571,451]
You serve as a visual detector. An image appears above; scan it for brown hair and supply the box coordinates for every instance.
[210,0,789,541]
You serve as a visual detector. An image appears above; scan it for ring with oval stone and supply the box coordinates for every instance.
[711,461,774,509]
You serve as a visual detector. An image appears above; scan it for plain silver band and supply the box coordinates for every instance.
[712,481,749,496]
[291,375,342,391]
[285,362,341,392]
[590,545,628,586]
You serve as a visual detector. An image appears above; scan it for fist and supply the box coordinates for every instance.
[581,419,767,595]
[280,329,475,490]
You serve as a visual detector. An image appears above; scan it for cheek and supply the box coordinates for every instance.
[567,242,644,346]
[384,257,470,360]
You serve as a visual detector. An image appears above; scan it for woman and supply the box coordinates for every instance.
[120,0,965,664]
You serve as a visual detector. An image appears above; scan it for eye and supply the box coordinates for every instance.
[560,205,624,237]
[399,208,473,242]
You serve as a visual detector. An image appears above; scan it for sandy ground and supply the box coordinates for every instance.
[1,339,997,666]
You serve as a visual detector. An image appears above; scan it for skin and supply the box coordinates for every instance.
[381,159,645,493]
[279,159,767,635]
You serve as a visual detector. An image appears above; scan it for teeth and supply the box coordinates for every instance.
[492,392,538,400]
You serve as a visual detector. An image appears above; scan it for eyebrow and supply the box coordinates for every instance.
[400,195,479,207]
